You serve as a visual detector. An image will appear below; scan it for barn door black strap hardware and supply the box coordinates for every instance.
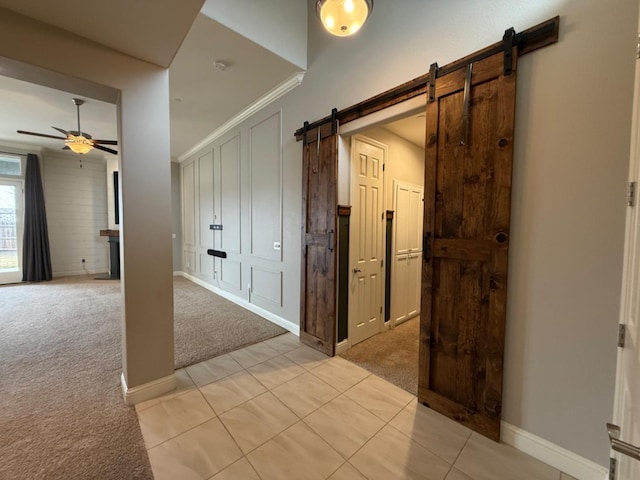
[503,27,516,75]
[331,108,338,135]
[302,121,309,145]
[207,249,227,259]
[328,230,335,252]
[460,63,474,146]
[428,62,439,103]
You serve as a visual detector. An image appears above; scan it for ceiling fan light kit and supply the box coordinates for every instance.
[17,97,118,155]
[316,0,373,37]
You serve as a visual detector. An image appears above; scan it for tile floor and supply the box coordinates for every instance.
[136,333,577,480]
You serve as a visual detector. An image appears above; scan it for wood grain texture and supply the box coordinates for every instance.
[418,49,518,442]
[300,122,337,356]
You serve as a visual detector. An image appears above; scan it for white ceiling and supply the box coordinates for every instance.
[0,0,204,68]
[0,3,301,159]
[384,113,427,149]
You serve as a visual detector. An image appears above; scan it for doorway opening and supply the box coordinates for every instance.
[339,97,427,395]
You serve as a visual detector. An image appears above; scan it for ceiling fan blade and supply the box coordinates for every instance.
[92,139,118,145]
[52,126,69,136]
[93,144,118,155]
[17,130,67,140]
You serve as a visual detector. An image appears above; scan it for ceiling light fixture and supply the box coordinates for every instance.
[213,61,227,71]
[65,99,93,154]
[316,0,373,37]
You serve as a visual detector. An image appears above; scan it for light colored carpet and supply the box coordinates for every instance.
[0,275,286,480]
[173,276,286,368]
[340,317,419,395]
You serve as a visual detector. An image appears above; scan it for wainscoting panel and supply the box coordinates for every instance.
[182,160,195,247]
[219,135,241,254]
[249,112,282,261]
[220,258,242,291]
[251,266,282,308]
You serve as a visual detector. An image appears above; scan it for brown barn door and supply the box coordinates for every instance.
[419,48,518,441]
[300,118,338,356]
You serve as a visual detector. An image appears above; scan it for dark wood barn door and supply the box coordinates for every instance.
[300,120,338,356]
[419,50,518,441]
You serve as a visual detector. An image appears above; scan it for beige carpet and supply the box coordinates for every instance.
[0,275,286,480]
[340,317,419,395]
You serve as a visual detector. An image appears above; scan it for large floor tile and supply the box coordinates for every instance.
[272,372,340,418]
[350,425,451,480]
[285,345,331,371]
[454,433,561,480]
[262,332,302,353]
[185,354,243,387]
[328,462,367,480]
[200,370,267,415]
[248,354,306,389]
[310,356,370,392]
[247,421,344,480]
[138,390,215,448]
[219,391,298,453]
[135,368,196,413]
[229,342,281,368]
[389,400,471,463]
[344,374,414,422]
[304,394,385,458]
[147,418,242,480]
[211,458,261,480]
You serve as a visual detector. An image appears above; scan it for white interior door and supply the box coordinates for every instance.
[349,135,385,346]
[391,181,423,325]
[611,21,640,479]
[0,179,23,284]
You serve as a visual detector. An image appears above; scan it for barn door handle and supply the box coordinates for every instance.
[607,423,640,461]
[423,233,431,262]
[328,230,334,252]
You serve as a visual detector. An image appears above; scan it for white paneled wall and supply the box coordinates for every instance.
[181,109,286,318]
[43,153,108,276]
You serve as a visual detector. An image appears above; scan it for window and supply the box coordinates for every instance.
[0,155,22,177]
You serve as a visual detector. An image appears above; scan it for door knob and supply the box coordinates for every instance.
[607,423,640,461]
[353,267,362,274]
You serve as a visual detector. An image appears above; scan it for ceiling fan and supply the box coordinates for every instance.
[17,98,118,155]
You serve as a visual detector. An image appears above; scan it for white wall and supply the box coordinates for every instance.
[201,0,307,69]
[43,153,108,276]
[180,0,636,466]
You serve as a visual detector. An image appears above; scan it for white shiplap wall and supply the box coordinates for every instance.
[43,153,108,276]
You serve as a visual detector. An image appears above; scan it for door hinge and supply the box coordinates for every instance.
[380,306,383,314]
[627,181,636,207]
[609,456,617,480]
[381,259,383,267]
[382,163,385,171]
[618,323,626,348]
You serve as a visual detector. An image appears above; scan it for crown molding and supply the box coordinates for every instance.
[178,71,305,162]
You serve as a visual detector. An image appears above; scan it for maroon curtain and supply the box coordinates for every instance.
[22,153,52,282]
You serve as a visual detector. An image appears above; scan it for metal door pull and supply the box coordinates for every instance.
[607,423,640,461]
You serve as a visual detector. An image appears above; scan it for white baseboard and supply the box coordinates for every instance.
[501,422,608,480]
[173,270,184,277]
[178,272,299,336]
[121,372,176,406]
[335,339,349,355]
